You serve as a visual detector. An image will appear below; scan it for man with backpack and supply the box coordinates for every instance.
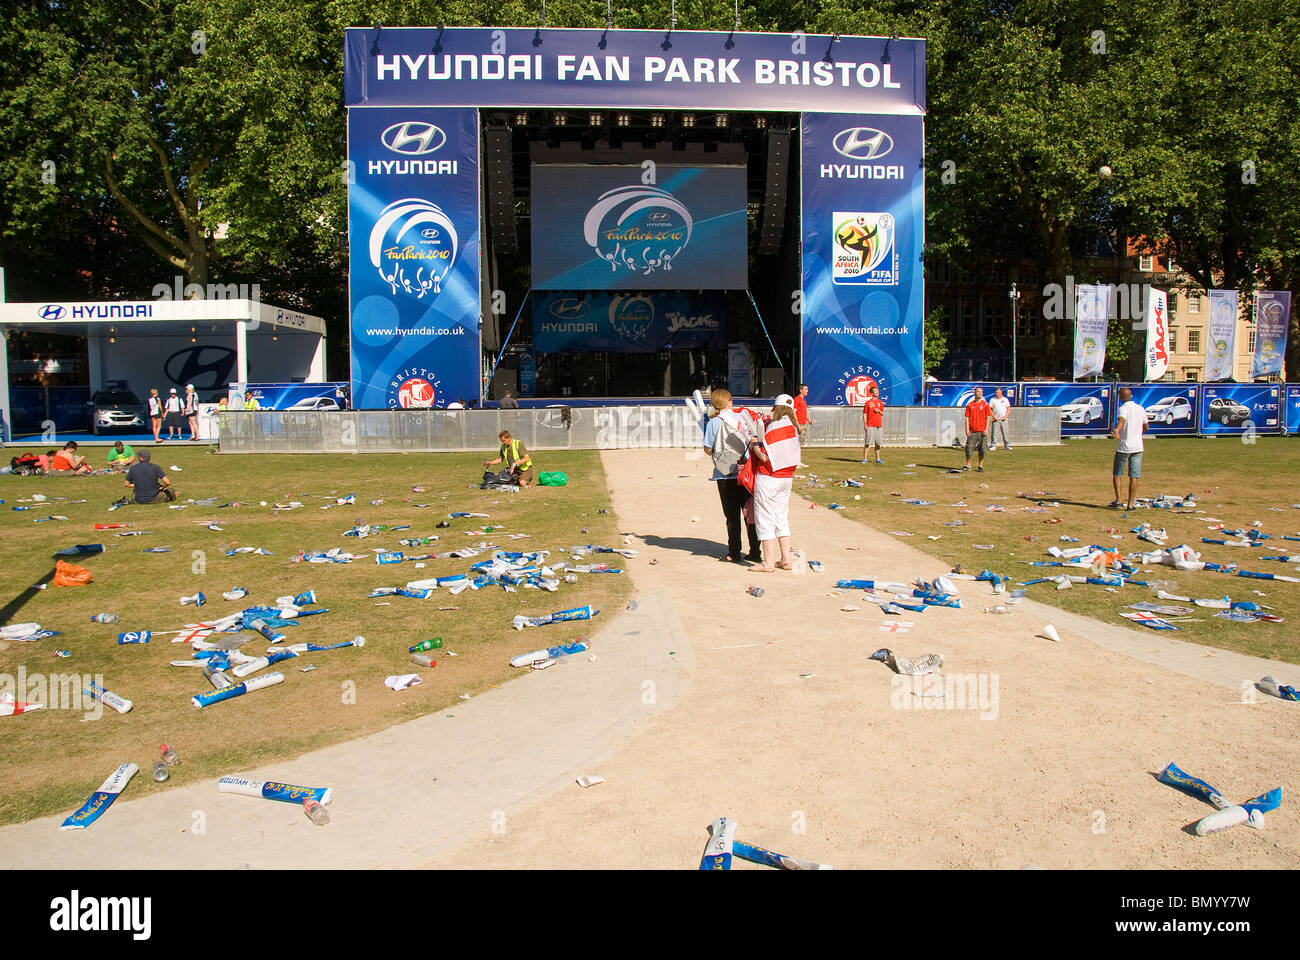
[702,387,761,564]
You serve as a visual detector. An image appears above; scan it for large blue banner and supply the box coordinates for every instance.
[1200,383,1283,435]
[530,165,747,291]
[923,382,1018,407]
[1021,382,1114,436]
[230,383,350,411]
[1287,385,1300,435]
[1252,291,1291,379]
[800,113,925,407]
[531,291,727,353]
[1125,383,1198,435]
[347,107,481,409]
[344,29,926,115]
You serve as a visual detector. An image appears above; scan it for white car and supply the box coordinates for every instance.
[1145,396,1192,425]
[286,396,341,411]
[1059,397,1105,424]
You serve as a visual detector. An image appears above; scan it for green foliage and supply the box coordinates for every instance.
[922,308,948,376]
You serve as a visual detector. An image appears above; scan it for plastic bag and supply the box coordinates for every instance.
[52,559,94,587]
[538,471,568,487]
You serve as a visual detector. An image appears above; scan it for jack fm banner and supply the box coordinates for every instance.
[1144,287,1169,381]
[1204,289,1239,382]
[1253,291,1291,379]
[1073,284,1111,380]
[347,107,481,410]
[800,113,926,407]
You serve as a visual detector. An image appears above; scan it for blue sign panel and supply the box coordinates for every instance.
[1200,383,1283,435]
[1286,385,1300,435]
[532,290,727,353]
[347,107,481,409]
[531,165,747,291]
[923,382,1018,407]
[1021,382,1114,436]
[518,348,537,396]
[232,383,350,412]
[800,113,925,407]
[344,29,926,115]
[1124,383,1198,435]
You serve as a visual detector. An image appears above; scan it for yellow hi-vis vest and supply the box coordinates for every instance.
[502,439,531,470]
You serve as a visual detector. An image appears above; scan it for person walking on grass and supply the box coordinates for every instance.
[1110,386,1147,509]
[962,387,992,472]
[748,395,801,572]
[860,384,885,464]
[702,387,761,565]
[989,387,1012,451]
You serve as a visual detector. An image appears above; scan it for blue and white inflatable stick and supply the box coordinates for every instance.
[60,762,138,830]
[191,672,284,708]
[700,816,737,870]
[512,604,598,630]
[217,776,331,806]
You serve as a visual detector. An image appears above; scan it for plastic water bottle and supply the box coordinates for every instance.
[160,743,180,767]
[985,605,1012,615]
[564,573,579,584]
[747,586,765,598]
[409,638,443,653]
[303,798,330,826]
[91,612,120,623]
[411,652,437,667]
[152,761,170,782]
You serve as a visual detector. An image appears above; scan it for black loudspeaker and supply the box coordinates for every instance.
[761,368,784,397]
[758,129,790,255]
[490,369,517,400]
[484,125,516,255]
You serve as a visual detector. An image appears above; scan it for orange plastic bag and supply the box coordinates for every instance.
[52,559,93,587]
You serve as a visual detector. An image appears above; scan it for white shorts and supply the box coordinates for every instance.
[752,473,793,541]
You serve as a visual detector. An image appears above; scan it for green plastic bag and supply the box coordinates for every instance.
[538,471,568,487]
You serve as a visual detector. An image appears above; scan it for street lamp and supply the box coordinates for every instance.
[1008,282,1022,381]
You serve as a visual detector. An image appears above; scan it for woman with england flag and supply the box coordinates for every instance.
[747,394,801,572]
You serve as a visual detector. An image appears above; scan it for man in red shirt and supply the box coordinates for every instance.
[792,384,811,441]
[963,387,993,472]
[860,385,885,463]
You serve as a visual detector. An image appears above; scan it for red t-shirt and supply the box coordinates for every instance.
[965,399,992,433]
[862,398,884,428]
[51,452,76,471]
[792,394,809,425]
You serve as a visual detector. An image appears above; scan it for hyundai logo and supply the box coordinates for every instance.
[380,121,446,156]
[420,227,440,239]
[549,298,591,321]
[833,127,894,161]
[38,304,66,320]
[164,345,236,392]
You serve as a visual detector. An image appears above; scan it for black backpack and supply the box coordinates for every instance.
[10,454,41,476]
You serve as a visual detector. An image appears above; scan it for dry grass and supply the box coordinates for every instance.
[0,448,629,826]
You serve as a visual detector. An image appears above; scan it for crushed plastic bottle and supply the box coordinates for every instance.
[152,761,170,782]
[747,586,765,598]
[90,613,120,623]
[160,743,180,767]
[985,605,1012,615]
[411,652,437,668]
[303,798,330,826]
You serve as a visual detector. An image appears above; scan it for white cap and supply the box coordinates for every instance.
[186,383,194,389]
[774,393,795,407]
[170,387,177,393]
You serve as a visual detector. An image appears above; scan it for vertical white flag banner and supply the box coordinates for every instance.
[1204,289,1239,382]
[1073,284,1111,380]
[1252,291,1291,379]
[1144,287,1170,381]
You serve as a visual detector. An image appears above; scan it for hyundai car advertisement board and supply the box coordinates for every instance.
[923,382,1018,407]
[1286,385,1300,435]
[1021,382,1113,436]
[1125,383,1198,436]
[1199,383,1282,436]
[228,383,350,412]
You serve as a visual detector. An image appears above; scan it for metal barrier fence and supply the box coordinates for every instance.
[218,405,1061,453]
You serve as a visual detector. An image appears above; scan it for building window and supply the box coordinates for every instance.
[1188,329,1200,352]
[1138,254,1154,272]
[1185,370,1199,382]
[1188,294,1200,314]
[1169,328,1178,352]
[1249,327,1256,353]
[1161,370,1176,382]
[986,304,1007,336]
[961,304,975,337]
[1167,291,1178,310]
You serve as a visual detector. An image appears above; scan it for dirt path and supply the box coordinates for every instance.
[432,448,1299,869]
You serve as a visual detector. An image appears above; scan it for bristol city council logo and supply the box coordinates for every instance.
[388,367,441,410]
[583,185,693,278]
[838,364,887,406]
[370,198,459,299]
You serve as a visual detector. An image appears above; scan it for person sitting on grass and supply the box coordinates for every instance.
[106,440,137,471]
[483,429,535,488]
[120,449,177,504]
[49,441,92,475]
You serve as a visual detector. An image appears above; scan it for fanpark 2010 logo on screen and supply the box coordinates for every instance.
[583,185,693,278]
[831,212,897,285]
[369,198,459,298]
[607,295,655,341]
